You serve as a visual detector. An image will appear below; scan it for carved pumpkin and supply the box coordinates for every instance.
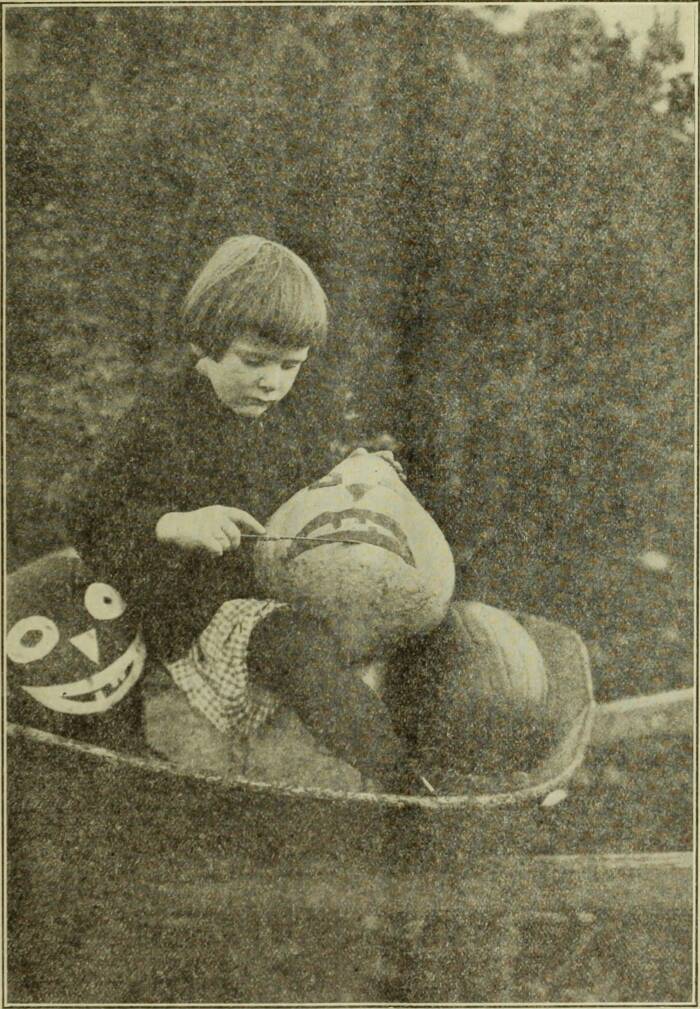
[5,551,146,749]
[254,450,455,660]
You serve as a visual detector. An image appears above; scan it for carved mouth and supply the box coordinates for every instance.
[21,632,146,716]
[286,509,416,567]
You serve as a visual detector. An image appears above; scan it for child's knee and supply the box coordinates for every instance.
[248,604,340,689]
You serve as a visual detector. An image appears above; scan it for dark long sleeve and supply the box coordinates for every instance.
[65,367,333,661]
[66,378,184,576]
[65,383,201,657]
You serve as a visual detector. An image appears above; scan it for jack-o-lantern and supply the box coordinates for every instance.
[5,551,146,750]
[254,450,455,660]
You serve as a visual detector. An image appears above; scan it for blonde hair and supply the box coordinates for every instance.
[182,235,328,357]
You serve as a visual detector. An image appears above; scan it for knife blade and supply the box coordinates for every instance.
[240,533,370,545]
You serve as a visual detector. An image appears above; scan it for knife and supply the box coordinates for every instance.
[240,532,371,545]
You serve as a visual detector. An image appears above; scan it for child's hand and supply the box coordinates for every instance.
[347,446,407,482]
[155,506,266,556]
[374,449,407,481]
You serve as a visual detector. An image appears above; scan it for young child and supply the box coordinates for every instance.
[67,235,420,792]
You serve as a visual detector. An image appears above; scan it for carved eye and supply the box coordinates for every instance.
[84,582,126,621]
[6,616,60,664]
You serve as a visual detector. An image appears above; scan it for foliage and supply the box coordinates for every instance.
[5,6,694,698]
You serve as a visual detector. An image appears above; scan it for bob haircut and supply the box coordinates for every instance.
[182,235,328,358]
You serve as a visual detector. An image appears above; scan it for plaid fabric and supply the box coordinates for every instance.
[166,598,287,736]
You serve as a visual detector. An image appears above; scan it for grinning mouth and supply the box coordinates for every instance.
[286,509,415,567]
[21,633,146,716]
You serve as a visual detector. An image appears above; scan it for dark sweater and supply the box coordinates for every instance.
[66,366,333,661]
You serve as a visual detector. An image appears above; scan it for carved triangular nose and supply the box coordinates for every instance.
[70,628,100,665]
[346,483,371,502]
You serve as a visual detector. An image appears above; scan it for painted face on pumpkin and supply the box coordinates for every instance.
[254,451,455,660]
[286,471,416,567]
[5,553,146,730]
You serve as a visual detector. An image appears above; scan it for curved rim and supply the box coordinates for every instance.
[7,701,596,810]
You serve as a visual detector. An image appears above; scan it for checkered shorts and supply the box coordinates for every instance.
[166,598,287,736]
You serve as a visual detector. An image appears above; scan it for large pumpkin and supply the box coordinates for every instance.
[388,599,593,793]
[5,551,146,750]
[254,450,455,660]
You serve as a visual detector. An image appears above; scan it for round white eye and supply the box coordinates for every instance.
[84,582,126,621]
[6,616,60,664]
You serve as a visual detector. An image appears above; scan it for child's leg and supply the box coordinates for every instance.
[247,606,410,788]
[166,599,419,791]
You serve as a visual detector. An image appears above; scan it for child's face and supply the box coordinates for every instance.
[198,335,310,417]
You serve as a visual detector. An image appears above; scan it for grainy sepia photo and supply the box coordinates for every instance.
[4,1,696,1004]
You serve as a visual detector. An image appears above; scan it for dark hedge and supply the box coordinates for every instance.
[5,5,694,699]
